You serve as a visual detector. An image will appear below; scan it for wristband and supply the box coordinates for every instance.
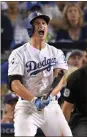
[31,97,37,104]
[50,94,56,101]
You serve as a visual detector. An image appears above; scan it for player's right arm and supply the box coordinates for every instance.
[10,78,51,111]
[10,78,34,101]
[9,76,51,110]
[8,50,34,101]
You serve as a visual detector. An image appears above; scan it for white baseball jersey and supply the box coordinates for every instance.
[8,42,68,101]
[8,42,73,136]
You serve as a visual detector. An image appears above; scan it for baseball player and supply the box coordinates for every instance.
[8,11,72,136]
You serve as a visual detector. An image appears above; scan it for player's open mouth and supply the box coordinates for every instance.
[38,30,44,36]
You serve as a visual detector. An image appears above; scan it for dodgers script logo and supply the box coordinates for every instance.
[26,57,56,75]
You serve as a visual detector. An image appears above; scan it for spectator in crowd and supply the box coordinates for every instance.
[62,64,87,136]
[56,3,87,43]
[26,1,43,14]
[49,1,67,27]
[78,1,87,23]
[41,1,67,42]
[1,1,8,16]
[12,2,30,45]
[41,1,66,26]
[1,12,14,54]
[1,61,9,122]
[10,2,43,46]
[82,49,87,65]
[1,93,18,123]
[7,1,19,26]
[1,43,23,96]
[18,2,28,20]
[66,50,84,68]
[1,61,8,95]
[5,2,29,47]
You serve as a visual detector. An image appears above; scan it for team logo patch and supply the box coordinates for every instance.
[36,11,41,16]
[63,88,70,97]
[10,58,18,65]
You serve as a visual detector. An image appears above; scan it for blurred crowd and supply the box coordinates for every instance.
[1,1,87,53]
[1,1,87,124]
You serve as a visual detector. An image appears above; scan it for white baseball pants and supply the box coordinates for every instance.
[14,100,72,136]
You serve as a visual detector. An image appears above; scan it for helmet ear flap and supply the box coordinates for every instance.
[26,17,34,37]
[27,23,34,37]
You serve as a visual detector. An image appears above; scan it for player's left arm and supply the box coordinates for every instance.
[51,70,65,96]
[51,49,68,96]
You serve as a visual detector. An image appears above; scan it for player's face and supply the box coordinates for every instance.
[32,18,48,40]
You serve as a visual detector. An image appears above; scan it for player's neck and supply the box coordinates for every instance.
[30,38,46,50]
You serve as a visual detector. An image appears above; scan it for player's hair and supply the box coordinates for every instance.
[63,3,83,29]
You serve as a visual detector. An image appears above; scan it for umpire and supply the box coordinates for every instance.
[62,64,87,136]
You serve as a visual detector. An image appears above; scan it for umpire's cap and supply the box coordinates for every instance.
[29,11,50,24]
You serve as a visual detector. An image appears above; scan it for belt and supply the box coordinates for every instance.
[21,95,58,101]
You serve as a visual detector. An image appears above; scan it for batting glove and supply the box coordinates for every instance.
[31,96,51,111]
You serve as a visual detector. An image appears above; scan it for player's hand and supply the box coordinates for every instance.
[32,96,51,111]
[35,96,51,110]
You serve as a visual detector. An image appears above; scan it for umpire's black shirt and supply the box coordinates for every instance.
[63,64,87,115]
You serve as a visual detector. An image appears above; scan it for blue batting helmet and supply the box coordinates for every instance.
[26,11,50,37]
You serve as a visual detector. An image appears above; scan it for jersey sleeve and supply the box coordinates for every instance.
[55,49,68,70]
[8,50,24,76]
